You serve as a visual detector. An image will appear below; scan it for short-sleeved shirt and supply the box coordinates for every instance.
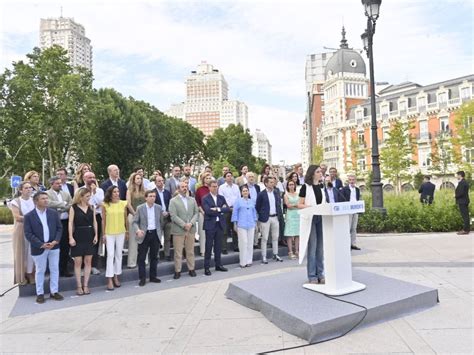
[299,184,323,205]
[103,200,128,235]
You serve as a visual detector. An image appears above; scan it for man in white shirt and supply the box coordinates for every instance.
[218,172,241,253]
[46,176,73,277]
[342,174,361,250]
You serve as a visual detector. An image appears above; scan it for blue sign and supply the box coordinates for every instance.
[10,175,21,189]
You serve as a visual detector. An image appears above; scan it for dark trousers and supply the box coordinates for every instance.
[205,224,223,269]
[59,219,70,274]
[458,203,471,232]
[223,211,237,251]
[138,230,160,280]
[92,214,102,268]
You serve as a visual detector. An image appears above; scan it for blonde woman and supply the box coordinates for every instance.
[23,170,45,195]
[103,186,129,290]
[10,181,35,285]
[68,188,98,295]
[126,172,145,268]
[72,163,91,192]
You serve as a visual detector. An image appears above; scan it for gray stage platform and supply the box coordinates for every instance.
[225,269,439,343]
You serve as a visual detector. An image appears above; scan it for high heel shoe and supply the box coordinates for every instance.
[113,277,121,288]
[76,287,84,296]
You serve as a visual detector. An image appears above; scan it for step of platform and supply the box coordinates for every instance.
[19,246,289,297]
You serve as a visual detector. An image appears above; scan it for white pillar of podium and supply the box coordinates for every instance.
[299,201,366,296]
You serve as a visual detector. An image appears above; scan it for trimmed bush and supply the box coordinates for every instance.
[0,206,14,225]
[358,190,473,233]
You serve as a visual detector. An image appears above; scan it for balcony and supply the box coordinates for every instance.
[427,102,438,110]
[418,105,426,113]
[416,132,432,141]
[382,113,389,120]
[439,101,447,109]
[399,109,407,116]
[434,129,453,138]
[408,106,417,114]
[448,98,460,106]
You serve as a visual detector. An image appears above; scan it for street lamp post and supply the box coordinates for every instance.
[361,0,385,212]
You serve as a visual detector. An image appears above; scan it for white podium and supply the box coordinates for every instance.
[299,201,366,296]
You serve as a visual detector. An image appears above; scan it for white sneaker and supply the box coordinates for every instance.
[262,258,268,264]
[273,254,283,262]
[91,267,101,275]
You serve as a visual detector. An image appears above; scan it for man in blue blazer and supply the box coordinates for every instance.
[324,176,346,203]
[202,180,231,276]
[100,164,128,200]
[256,177,283,263]
[24,192,64,304]
[153,175,173,260]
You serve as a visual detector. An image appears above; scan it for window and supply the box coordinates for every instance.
[419,120,428,139]
[440,117,449,132]
[461,87,471,99]
[358,132,365,145]
[465,148,474,164]
[419,149,431,167]
[382,127,389,141]
[418,97,426,108]
[438,92,447,103]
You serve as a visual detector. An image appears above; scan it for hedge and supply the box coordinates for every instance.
[358,190,474,233]
[0,206,14,225]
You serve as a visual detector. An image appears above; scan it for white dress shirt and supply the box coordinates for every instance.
[89,187,104,214]
[156,188,166,212]
[267,189,277,215]
[146,204,156,230]
[349,185,357,202]
[210,193,219,221]
[35,208,50,243]
[218,183,240,207]
[180,195,188,211]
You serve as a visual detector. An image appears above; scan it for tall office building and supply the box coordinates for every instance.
[252,129,272,164]
[166,62,248,136]
[40,17,92,71]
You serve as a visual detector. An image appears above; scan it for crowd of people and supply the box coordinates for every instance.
[10,161,469,304]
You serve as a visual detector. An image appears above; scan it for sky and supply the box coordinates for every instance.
[1,0,472,165]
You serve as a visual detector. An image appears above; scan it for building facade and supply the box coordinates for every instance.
[252,129,272,164]
[166,62,248,136]
[40,17,92,71]
[304,27,473,189]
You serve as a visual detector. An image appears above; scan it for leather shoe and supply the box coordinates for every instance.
[139,279,146,287]
[204,268,212,276]
[215,266,228,272]
[234,247,240,252]
[188,270,197,277]
[173,272,181,279]
[150,278,161,283]
[351,245,361,250]
[50,292,64,301]
[457,231,469,235]
[36,294,45,304]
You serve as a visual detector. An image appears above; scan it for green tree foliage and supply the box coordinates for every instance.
[430,131,453,182]
[413,170,424,190]
[211,158,237,178]
[452,101,474,174]
[0,46,93,178]
[311,144,324,165]
[380,121,416,194]
[206,124,257,171]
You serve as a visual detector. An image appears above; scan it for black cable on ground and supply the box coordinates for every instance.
[0,283,19,297]
[258,294,369,354]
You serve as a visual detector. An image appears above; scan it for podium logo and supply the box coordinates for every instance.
[333,206,340,211]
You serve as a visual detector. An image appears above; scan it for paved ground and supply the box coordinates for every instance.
[0,225,472,354]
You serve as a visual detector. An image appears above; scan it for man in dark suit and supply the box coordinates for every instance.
[153,175,173,261]
[324,175,346,203]
[328,167,343,190]
[418,176,436,204]
[100,164,127,200]
[455,171,470,235]
[202,180,231,276]
[342,174,362,250]
[256,176,283,263]
[132,190,162,286]
[24,192,64,304]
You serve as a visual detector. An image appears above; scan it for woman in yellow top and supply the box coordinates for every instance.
[102,186,128,291]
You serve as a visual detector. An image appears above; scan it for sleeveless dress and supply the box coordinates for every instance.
[71,204,95,257]
[284,194,300,237]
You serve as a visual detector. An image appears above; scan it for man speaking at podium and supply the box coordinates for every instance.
[298,165,327,284]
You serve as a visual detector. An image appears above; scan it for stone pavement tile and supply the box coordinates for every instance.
[186,318,283,347]
[161,324,196,354]
[77,313,187,341]
[183,344,281,354]
[426,267,474,292]
[182,282,221,326]
[1,310,100,334]
[403,297,473,330]
[0,332,71,353]
[202,292,264,320]
[57,337,172,353]
[389,318,435,354]
[299,322,412,354]
[417,328,473,354]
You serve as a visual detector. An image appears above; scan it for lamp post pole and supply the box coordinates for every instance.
[362,0,385,212]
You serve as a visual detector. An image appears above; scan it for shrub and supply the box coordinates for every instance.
[0,206,14,225]
[358,190,473,233]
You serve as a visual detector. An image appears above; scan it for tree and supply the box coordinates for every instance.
[380,121,416,194]
[311,144,324,165]
[413,170,424,190]
[0,46,94,178]
[206,124,257,171]
[211,158,238,178]
[452,101,474,175]
[430,131,453,182]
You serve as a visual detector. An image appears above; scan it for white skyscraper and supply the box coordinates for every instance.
[40,17,92,71]
[166,62,248,136]
[252,129,272,164]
